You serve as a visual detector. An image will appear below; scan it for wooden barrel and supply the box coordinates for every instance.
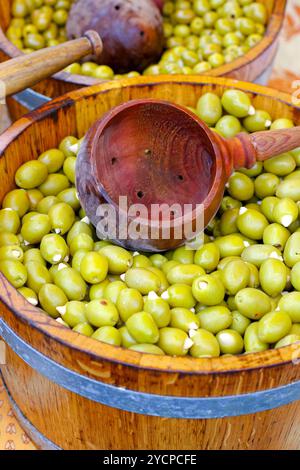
[0,76,300,450]
[0,0,287,120]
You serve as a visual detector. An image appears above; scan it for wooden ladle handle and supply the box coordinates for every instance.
[249,126,300,161]
[0,30,102,99]
[230,126,300,171]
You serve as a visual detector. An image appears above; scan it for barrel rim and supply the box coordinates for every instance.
[0,75,300,376]
[1,321,300,419]
[0,0,287,85]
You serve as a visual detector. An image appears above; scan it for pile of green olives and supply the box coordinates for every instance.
[1,88,300,358]
[7,0,268,79]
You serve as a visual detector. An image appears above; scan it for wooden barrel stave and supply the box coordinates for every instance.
[1,347,300,450]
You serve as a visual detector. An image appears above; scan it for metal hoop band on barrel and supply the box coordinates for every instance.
[1,318,300,420]
[14,89,50,110]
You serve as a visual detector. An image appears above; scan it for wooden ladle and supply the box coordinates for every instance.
[77,99,300,252]
[0,31,102,100]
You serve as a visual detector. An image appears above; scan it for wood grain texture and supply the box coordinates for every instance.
[66,0,164,72]
[249,127,300,161]
[77,99,221,251]
[0,76,300,450]
[0,32,102,98]
[2,346,300,450]
[0,0,287,120]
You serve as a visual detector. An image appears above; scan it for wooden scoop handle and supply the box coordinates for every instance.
[249,127,300,161]
[0,30,102,99]
[231,126,300,170]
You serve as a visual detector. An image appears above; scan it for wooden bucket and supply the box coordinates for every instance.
[0,0,287,121]
[0,76,300,450]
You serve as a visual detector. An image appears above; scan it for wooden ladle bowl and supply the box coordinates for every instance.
[77,99,300,252]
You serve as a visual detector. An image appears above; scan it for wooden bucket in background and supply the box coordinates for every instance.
[0,0,287,120]
[0,76,299,450]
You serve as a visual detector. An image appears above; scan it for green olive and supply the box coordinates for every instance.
[215,234,246,257]
[0,232,20,248]
[54,266,87,301]
[38,148,65,173]
[260,196,279,222]
[36,195,59,214]
[273,198,298,228]
[23,248,46,266]
[38,283,68,318]
[255,173,280,199]
[18,286,38,306]
[263,223,290,251]
[132,254,153,268]
[264,153,296,176]
[26,261,52,293]
[163,283,196,309]
[170,307,200,332]
[0,244,24,263]
[231,310,251,335]
[117,288,144,322]
[284,233,300,267]
[276,179,300,201]
[197,306,232,334]
[119,326,137,348]
[237,208,268,240]
[216,329,244,354]
[259,259,287,297]
[15,160,48,189]
[126,312,159,344]
[221,89,253,118]
[104,281,126,305]
[275,334,300,349]
[21,213,51,244]
[124,268,161,295]
[242,244,283,267]
[189,328,220,357]
[69,234,94,256]
[40,233,69,265]
[0,259,27,288]
[278,292,300,323]
[86,299,119,328]
[3,189,30,217]
[38,173,70,196]
[99,245,133,274]
[73,323,94,337]
[0,209,20,234]
[258,311,292,344]
[157,327,191,356]
[196,92,222,126]
[235,288,272,320]
[80,252,108,284]
[89,279,110,301]
[244,322,268,353]
[48,202,75,235]
[92,326,122,346]
[194,243,220,272]
[291,262,300,291]
[66,220,93,245]
[172,246,195,264]
[129,344,165,355]
[167,263,205,285]
[221,259,250,295]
